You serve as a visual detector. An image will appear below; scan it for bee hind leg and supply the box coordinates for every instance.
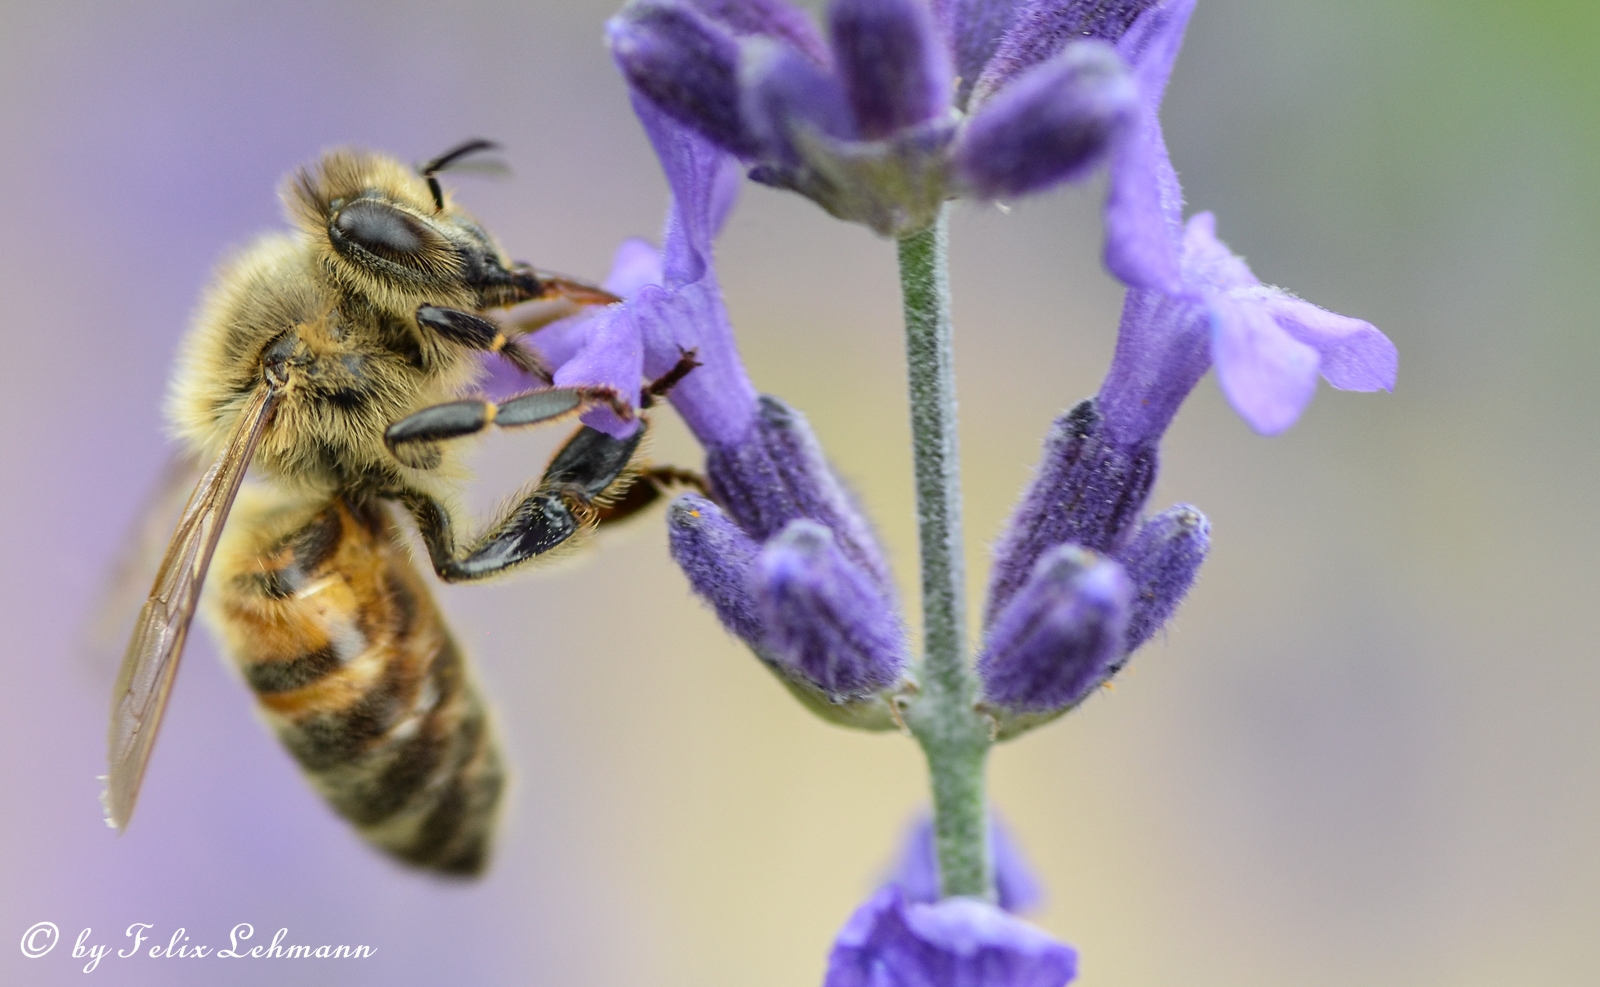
[401,422,653,583]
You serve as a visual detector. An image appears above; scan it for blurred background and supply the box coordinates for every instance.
[1,0,1596,984]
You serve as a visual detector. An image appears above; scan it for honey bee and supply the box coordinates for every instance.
[105,140,699,875]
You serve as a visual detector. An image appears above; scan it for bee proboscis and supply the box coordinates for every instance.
[104,141,699,875]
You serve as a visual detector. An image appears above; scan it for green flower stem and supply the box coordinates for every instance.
[897,205,994,901]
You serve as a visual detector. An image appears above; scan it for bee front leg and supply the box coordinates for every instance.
[415,305,553,382]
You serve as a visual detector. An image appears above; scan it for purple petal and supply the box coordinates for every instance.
[970,0,1156,105]
[634,93,746,285]
[632,277,761,447]
[933,0,1026,107]
[1095,287,1211,446]
[1101,0,1195,291]
[825,887,1078,987]
[978,545,1131,713]
[666,493,765,646]
[953,40,1134,198]
[754,520,906,697]
[706,396,896,594]
[742,37,857,164]
[1209,290,1321,436]
[886,812,1045,913]
[1114,503,1208,656]
[624,99,763,444]
[986,399,1155,625]
[686,0,831,63]
[609,0,759,158]
[1179,210,1257,292]
[552,305,644,439]
[1114,0,1194,101]
[603,237,665,298]
[829,0,955,139]
[1102,102,1182,292]
[1259,292,1398,392]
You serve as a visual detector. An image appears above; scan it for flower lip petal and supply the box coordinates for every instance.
[1209,290,1321,435]
[603,237,665,298]
[552,304,644,439]
[954,39,1136,199]
[829,0,955,140]
[1259,291,1398,392]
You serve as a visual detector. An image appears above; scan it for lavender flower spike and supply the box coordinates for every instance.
[611,0,1141,235]
[825,886,1078,987]
[886,811,1044,914]
[978,545,1131,715]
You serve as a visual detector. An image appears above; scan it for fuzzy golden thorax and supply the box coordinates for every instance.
[167,232,479,497]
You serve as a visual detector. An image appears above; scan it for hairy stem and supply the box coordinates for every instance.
[898,205,994,900]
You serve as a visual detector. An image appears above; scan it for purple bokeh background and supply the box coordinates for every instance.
[3,1,1599,985]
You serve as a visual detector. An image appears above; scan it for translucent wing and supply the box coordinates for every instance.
[79,448,207,681]
[103,385,281,831]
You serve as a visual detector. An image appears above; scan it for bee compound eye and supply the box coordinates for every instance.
[331,199,434,262]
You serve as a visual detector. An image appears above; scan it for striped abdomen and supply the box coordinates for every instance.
[211,494,503,875]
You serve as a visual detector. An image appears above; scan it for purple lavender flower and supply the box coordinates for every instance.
[886,812,1044,913]
[1100,211,1399,438]
[824,886,1077,987]
[1097,0,1397,434]
[540,97,910,721]
[609,0,1149,235]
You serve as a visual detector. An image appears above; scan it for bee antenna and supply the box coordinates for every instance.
[418,139,500,212]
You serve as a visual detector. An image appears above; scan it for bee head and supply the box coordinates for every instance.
[284,146,541,312]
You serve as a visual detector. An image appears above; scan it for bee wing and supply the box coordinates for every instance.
[103,384,281,831]
[80,448,207,681]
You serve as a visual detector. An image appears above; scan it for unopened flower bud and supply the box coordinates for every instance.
[954,40,1136,198]
[707,395,896,599]
[666,493,764,646]
[609,0,760,157]
[1115,502,1209,656]
[986,398,1155,624]
[829,0,953,140]
[979,544,1131,714]
[755,520,907,699]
